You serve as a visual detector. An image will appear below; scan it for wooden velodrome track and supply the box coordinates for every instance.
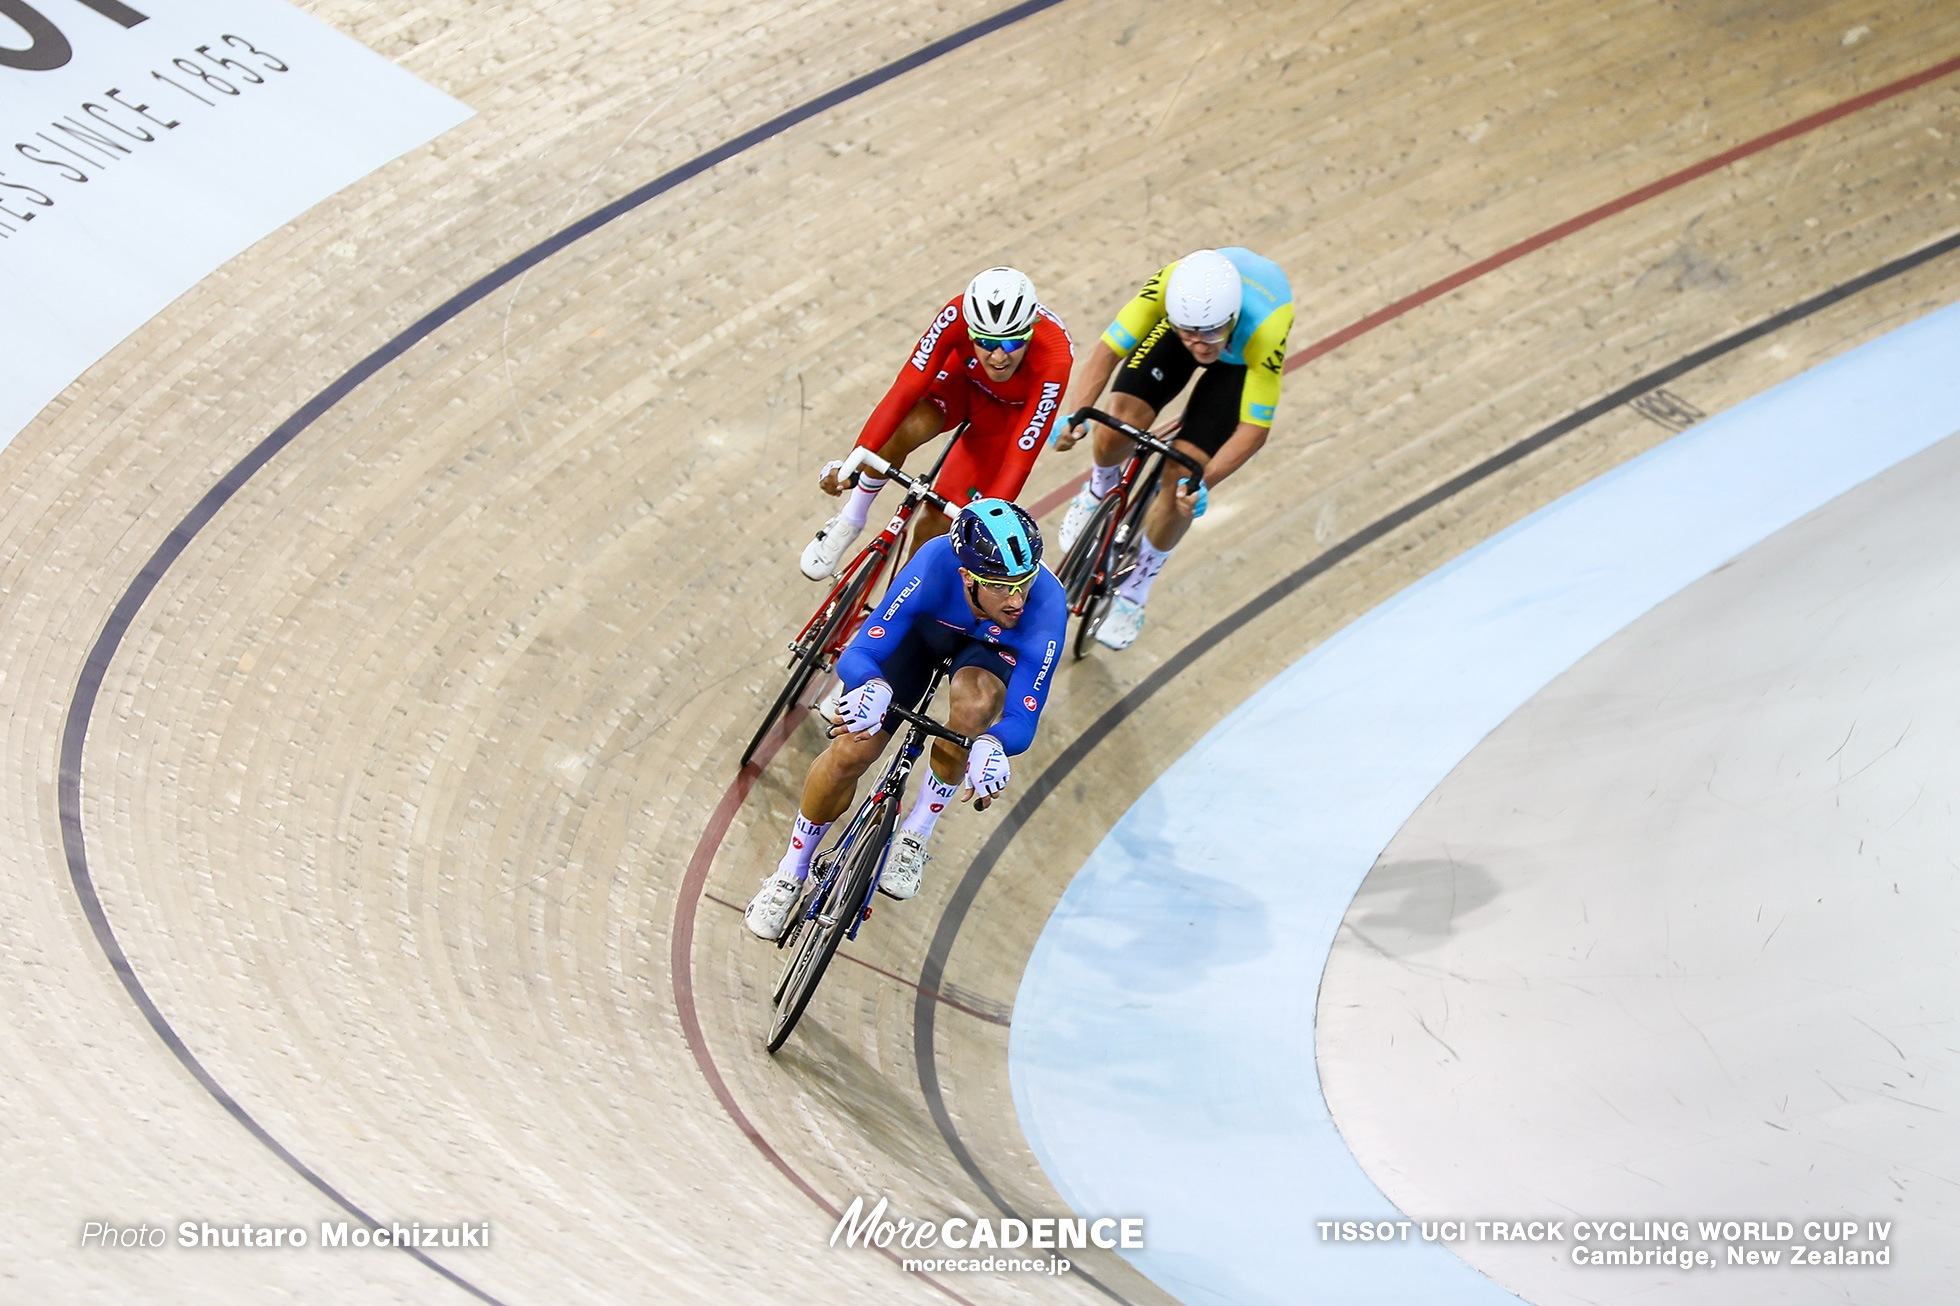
[6,0,1960,1301]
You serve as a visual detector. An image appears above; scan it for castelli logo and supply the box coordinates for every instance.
[929,803,944,814]
[988,625,1001,636]
[998,649,1017,666]
[1023,695,1038,711]
[868,625,885,638]
[792,837,804,849]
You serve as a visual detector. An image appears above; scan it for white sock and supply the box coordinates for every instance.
[838,474,886,530]
[1116,538,1172,605]
[901,770,959,839]
[777,813,832,881]
[1088,461,1122,499]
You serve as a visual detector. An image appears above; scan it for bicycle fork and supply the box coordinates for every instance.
[849,755,917,935]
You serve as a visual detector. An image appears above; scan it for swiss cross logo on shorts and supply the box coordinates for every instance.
[1023,695,1038,711]
[868,625,885,638]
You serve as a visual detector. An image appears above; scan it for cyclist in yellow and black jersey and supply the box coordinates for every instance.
[1053,248,1294,650]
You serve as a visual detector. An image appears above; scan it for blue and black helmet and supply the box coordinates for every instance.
[951,498,1043,579]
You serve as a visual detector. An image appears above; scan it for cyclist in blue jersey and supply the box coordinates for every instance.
[1052,247,1294,650]
[746,500,1067,940]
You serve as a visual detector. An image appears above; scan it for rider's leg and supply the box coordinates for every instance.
[840,400,945,531]
[801,729,887,823]
[750,722,892,936]
[1093,321,1193,496]
[1118,440,1210,606]
[1089,393,1153,496]
[776,729,886,879]
[1058,391,1152,552]
[1116,359,1244,609]
[901,664,1005,839]
[906,388,1031,561]
[1141,440,1210,550]
[910,421,984,561]
[907,505,953,559]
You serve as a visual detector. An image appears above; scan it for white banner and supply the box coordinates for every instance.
[0,0,472,450]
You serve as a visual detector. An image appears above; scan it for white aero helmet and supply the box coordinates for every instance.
[963,266,1041,338]
[1164,249,1242,334]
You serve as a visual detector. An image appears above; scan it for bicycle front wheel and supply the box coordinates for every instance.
[765,794,894,1052]
[740,565,877,768]
[1074,483,1156,658]
[1055,488,1124,608]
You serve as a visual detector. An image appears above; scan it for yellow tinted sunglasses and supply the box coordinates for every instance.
[967,569,1038,598]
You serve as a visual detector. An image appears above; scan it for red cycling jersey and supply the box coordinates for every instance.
[854,296,1074,504]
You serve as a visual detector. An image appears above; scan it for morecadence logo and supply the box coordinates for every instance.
[832,1194,1141,1276]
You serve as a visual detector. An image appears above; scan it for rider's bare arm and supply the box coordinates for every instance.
[1199,422,1269,488]
[1054,342,1125,450]
[850,298,965,458]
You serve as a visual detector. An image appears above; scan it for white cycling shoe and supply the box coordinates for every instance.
[878,831,931,900]
[745,872,803,940]
[1057,484,1104,555]
[799,515,862,580]
[815,679,844,725]
[1095,596,1147,650]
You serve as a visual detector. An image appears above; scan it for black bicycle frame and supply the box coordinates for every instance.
[793,659,973,941]
[1075,407,1207,487]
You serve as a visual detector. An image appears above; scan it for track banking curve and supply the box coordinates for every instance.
[916,227,1960,1231]
[689,37,1960,1251]
[56,4,1070,1302]
[49,5,1960,1302]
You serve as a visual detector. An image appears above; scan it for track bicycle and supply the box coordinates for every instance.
[739,439,961,767]
[1050,408,1205,659]
[764,658,975,1052]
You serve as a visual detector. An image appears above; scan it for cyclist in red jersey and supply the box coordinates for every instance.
[798,267,1074,580]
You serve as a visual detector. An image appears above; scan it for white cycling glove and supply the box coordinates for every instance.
[835,678,892,735]
[963,734,1011,800]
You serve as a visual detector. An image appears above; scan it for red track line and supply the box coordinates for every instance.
[672,49,1960,1305]
[1286,51,1960,371]
[670,708,980,1306]
[1033,53,1960,517]
[1030,470,1091,521]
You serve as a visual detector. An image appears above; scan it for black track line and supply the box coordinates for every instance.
[912,226,1960,1234]
[54,2,1070,1301]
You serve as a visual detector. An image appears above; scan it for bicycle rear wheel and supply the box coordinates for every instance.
[740,564,876,767]
[765,794,894,1051]
[1054,488,1124,608]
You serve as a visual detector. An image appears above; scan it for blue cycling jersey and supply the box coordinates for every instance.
[836,535,1066,755]
[1211,247,1292,370]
